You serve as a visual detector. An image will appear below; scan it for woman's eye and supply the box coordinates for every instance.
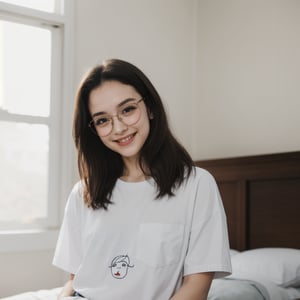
[122,105,137,116]
[95,117,109,126]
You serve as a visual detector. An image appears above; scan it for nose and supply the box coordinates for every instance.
[111,115,128,134]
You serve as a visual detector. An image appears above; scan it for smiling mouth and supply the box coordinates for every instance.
[116,133,135,145]
[114,272,121,276]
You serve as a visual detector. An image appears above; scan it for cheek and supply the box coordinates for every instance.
[139,111,151,134]
[142,119,151,140]
[99,136,110,147]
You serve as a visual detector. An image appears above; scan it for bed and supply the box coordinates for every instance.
[195,151,300,300]
[3,151,300,300]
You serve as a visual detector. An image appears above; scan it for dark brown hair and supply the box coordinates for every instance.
[73,59,194,209]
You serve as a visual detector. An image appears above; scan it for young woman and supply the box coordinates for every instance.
[53,59,231,300]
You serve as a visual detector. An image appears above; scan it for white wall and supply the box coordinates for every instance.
[193,0,300,159]
[74,0,300,161]
[74,0,197,155]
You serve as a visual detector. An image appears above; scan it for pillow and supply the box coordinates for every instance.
[231,248,300,288]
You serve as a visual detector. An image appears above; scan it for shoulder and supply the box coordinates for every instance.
[189,167,225,217]
[184,166,223,211]
[70,180,84,196]
[175,167,220,202]
[65,180,85,213]
[187,166,217,187]
[193,166,213,177]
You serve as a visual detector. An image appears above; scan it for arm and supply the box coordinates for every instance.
[58,274,75,300]
[170,272,214,300]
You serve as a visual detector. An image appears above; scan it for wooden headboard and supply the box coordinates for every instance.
[195,151,300,251]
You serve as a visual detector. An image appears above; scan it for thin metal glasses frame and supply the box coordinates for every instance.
[88,98,144,137]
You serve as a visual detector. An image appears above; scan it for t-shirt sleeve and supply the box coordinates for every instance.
[184,169,232,278]
[52,182,83,274]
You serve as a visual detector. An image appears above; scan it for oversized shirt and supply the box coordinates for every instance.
[53,167,232,299]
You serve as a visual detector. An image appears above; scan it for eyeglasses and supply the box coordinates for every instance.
[88,98,144,137]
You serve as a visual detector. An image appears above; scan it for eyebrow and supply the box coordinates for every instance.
[91,98,138,118]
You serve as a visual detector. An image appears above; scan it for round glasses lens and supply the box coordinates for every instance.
[120,103,141,126]
[98,123,112,137]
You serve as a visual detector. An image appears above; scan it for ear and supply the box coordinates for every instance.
[148,110,154,120]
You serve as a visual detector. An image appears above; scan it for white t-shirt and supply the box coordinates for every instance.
[53,167,232,300]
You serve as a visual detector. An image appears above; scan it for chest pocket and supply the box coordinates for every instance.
[136,223,184,268]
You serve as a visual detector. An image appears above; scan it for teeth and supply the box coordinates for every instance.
[118,135,133,143]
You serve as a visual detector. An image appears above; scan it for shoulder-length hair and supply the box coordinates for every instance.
[73,58,194,209]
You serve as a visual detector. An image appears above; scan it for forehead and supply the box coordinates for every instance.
[89,81,140,112]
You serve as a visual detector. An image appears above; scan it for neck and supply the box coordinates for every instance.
[120,173,147,182]
[121,157,149,182]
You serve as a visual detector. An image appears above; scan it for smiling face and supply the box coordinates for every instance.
[88,80,150,163]
[111,261,129,279]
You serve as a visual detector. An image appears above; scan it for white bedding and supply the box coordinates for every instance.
[1,288,61,300]
[2,284,300,300]
[208,276,300,300]
[228,273,299,300]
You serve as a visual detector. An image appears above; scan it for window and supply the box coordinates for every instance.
[0,0,74,237]
[0,0,63,14]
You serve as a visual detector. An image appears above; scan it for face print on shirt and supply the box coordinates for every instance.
[109,255,134,279]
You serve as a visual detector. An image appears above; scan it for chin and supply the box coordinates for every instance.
[119,151,140,160]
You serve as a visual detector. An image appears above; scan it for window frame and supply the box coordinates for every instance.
[0,0,75,250]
